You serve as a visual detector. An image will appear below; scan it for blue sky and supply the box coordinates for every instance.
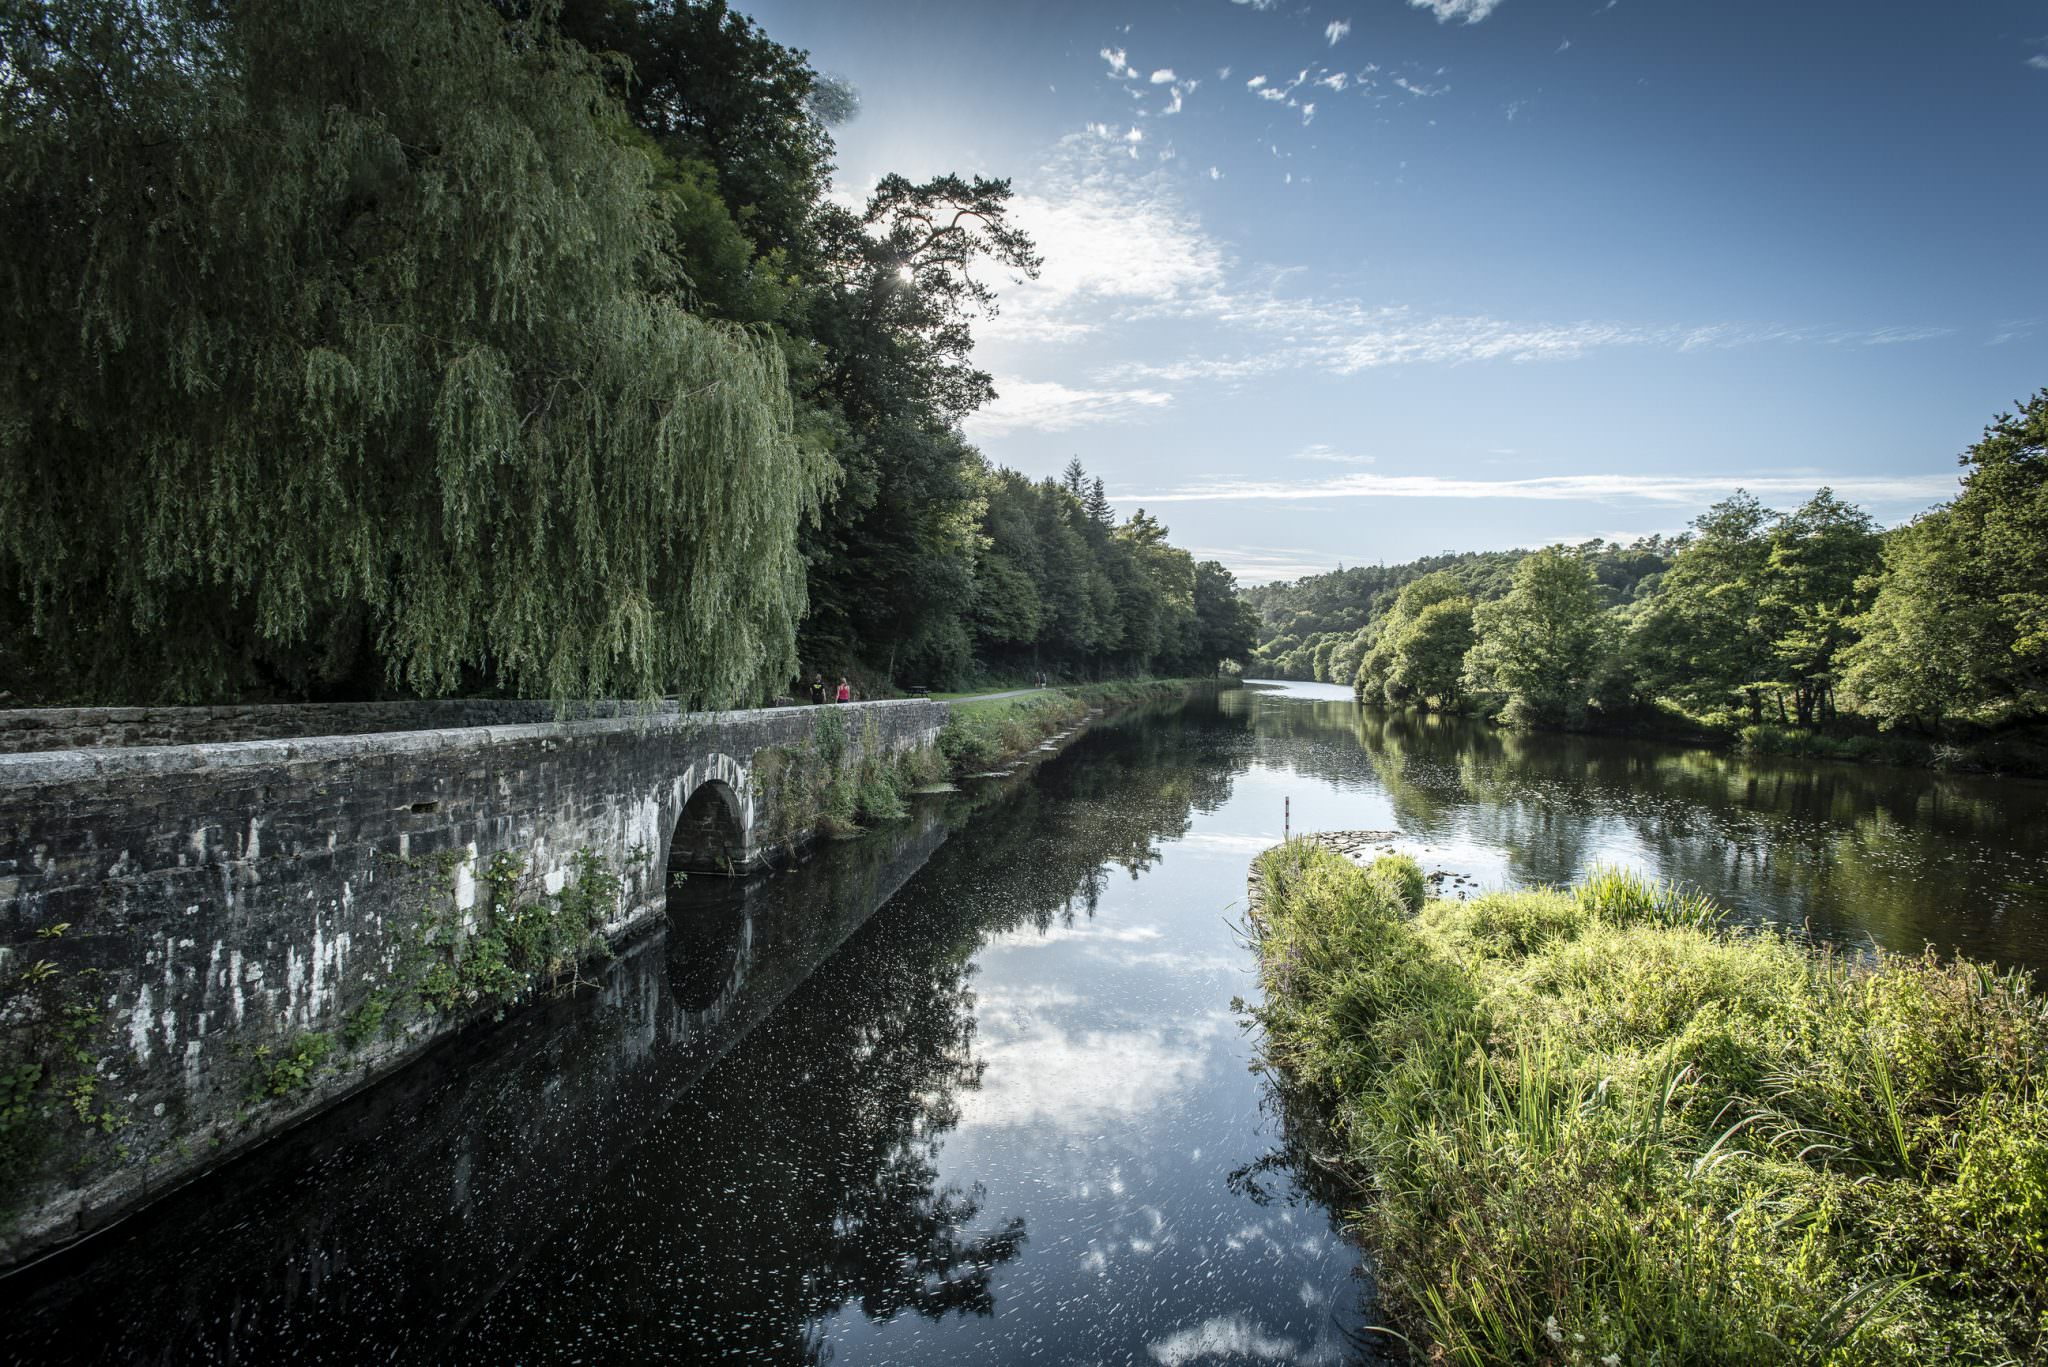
[741,0,2048,581]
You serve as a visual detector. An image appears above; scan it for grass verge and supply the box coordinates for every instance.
[1250,844,2048,1365]
[936,678,1205,774]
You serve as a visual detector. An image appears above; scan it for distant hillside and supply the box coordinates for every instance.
[1246,539,1679,681]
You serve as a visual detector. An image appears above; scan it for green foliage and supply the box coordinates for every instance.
[1248,539,1677,680]
[939,692,1089,772]
[1464,547,1611,726]
[1366,853,1426,914]
[1240,391,2046,751]
[388,847,623,1019]
[0,925,124,1217]
[936,679,1198,773]
[1355,573,1476,709]
[1252,846,2048,1365]
[249,1032,336,1100]
[0,0,831,707]
[1846,392,2048,730]
[948,468,1254,688]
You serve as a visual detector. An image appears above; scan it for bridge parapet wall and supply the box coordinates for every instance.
[0,698,946,1263]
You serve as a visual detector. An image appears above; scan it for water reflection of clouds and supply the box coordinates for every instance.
[990,922,1167,948]
[1146,1313,1343,1365]
[957,992,1233,1132]
[1172,831,1285,858]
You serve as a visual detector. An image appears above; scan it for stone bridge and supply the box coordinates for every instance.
[0,696,948,1262]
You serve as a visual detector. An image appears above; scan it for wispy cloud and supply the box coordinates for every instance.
[976,136,1230,345]
[1100,47,1134,78]
[2028,54,2048,70]
[1410,0,1506,22]
[1325,19,1352,46]
[1291,444,1374,464]
[976,134,1953,436]
[966,378,1174,438]
[1126,471,1959,507]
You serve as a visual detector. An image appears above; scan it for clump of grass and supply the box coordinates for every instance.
[934,678,1202,774]
[938,691,1088,771]
[1250,846,2048,1365]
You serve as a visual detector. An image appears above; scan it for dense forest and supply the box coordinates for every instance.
[0,0,1257,706]
[1248,393,2048,748]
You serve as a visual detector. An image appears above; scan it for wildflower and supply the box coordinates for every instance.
[1601,1356,1621,1367]
[1544,1314,1564,1344]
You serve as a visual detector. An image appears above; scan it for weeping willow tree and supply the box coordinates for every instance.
[0,0,831,705]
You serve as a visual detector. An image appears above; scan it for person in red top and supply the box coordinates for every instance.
[835,677,852,703]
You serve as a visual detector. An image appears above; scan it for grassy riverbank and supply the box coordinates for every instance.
[1347,688,2048,778]
[1250,844,2048,1365]
[937,678,1213,773]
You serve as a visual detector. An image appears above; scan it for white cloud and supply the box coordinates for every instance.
[1127,471,1961,507]
[1151,68,1177,83]
[1291,444,1373,464]
[1301,102,1316,124]
[2028,54,2048,70]
[974,138,1230,346]
[1409,0,1506,22]
[1246,74,1268,89]
[1187,546,1340,583]
[1101,46,1134,78]
[965,379,1174,437]
[1230,0,1279,8]
[973,128,1956,444]
[1325,19,1351,46]
[1317,71,1350,92]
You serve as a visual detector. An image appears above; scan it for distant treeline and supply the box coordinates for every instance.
[1247,392,2048,739]
[0,0,1254,706]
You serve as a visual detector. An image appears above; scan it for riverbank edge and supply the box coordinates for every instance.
[938,677,1229,776]
[1320,685,2048,779]
[1243,838,2048,1364]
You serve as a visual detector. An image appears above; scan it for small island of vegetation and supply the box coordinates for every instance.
[1251,842,2048,1364]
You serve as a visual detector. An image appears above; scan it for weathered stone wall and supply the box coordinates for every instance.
[0,699,687,754]
[0,698,945,1263]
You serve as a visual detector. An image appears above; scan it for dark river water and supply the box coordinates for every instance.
[6,680,2045,1364]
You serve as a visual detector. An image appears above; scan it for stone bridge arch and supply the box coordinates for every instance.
[668,753,753,877]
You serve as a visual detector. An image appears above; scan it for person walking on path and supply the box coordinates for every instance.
[809,674,826,706]
[836,677,852,704]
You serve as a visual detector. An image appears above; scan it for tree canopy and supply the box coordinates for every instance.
[0,0,1257,704]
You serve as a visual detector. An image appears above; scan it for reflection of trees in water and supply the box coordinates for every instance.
[1226,690,2048,970]
[452,846,1016,1361]
[458,697,1254,1360]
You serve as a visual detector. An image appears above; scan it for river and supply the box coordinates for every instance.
[6,680,2044,1363]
